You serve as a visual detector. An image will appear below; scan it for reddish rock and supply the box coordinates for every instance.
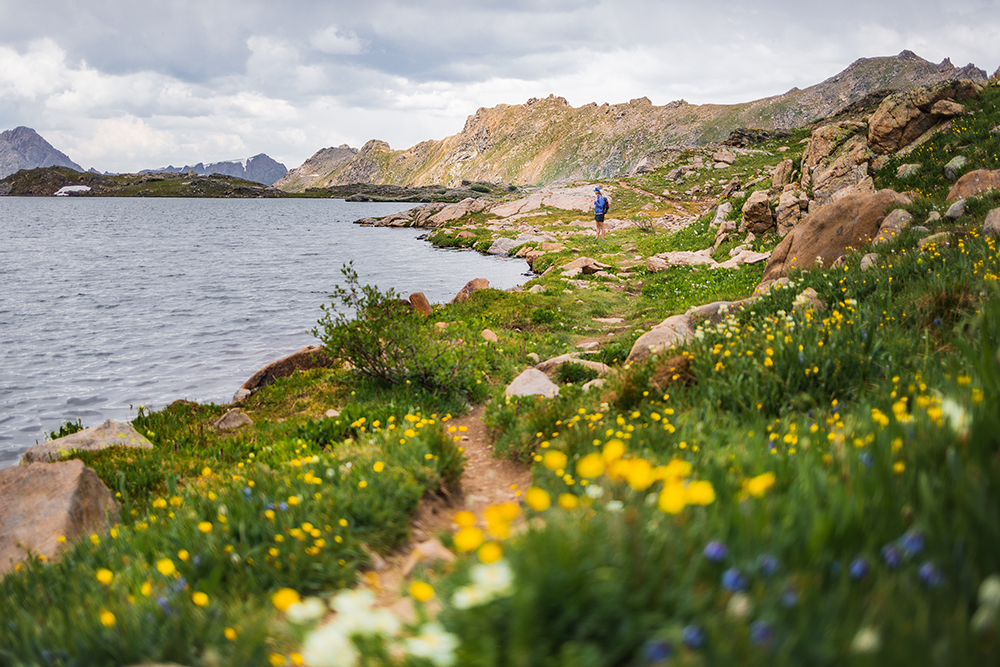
[0,460,119,574]
[409,292,433,317]
[947,169,1000,201]
[742,191,774,234]
[450,278,490,304]
[759,189,909,287]
[238,345,334,396]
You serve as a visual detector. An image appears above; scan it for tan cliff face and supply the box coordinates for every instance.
[275,51,989,192]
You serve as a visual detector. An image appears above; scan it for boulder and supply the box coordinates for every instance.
[896,163,922,179]
[772,159,794,189]
[868,81,982,154]
[874,208,913,244]
[721,178,741,199]
[742,191,774,234]
[776,191,801,237]
[948,169,1000,201]
[944,156,968,181]
[409,292,432,317]
[945,199,966,220]
[984,208,1000,238]
[800,122,873,203]
[713,149,737,165]
[860,253,880,271]
[481,328,498,343]
[792,287,825,313]
[535,353,609,376]
[686,300,751,325]
[0,460,119,574]
[560,256,610,276]
[210,409,253,431]
[711,202,733,227]
[505,368,559,398]
[22,419,153,464]
[238,345,334,396]
[427,198,487,225]
[489,185,596,218]
[918,232,951,249]
[647,250,716,272]
[758,189,910,287]
[626,314,693,364]
[451,278,490,304]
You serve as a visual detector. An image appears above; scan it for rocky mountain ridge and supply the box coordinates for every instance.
[276,51,990,192]
[0,127,83,179]
[139,153,288,186]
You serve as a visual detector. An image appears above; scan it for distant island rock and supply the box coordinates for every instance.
[140,153,288,186]
[0,127,83,179]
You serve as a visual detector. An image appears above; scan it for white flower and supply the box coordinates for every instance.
[979,575,1000,610]
[471,560,513,597]
[404,623,459,667]
[301,622,359,667]
[330,588,376,615]
[337,607,401,638]
[940,397,970,436]
[586,484,605,499]
[605,500,624,513]
[287,597,327,625]
[726,592,752,620]
[452,585,485,610]
[850,627,881,654]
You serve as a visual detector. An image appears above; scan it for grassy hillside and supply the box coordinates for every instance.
[2,86,1000,666]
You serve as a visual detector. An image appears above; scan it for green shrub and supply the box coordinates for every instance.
[312,263,488,403]
[555,362,600,385]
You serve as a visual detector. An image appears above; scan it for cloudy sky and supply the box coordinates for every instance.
[1,0,997,173]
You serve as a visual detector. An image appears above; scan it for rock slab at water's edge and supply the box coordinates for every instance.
[21,419,153,464]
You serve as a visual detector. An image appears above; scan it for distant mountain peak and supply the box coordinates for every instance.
[139,153,288,186]
[0,127,83,179]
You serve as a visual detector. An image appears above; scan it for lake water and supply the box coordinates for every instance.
[0,197,529,468]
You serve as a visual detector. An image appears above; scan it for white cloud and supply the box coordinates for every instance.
[310,25,365,55]
[0,39,72,100]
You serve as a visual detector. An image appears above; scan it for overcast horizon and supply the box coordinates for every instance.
[1,0,998,174]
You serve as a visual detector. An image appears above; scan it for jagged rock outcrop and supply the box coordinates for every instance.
[277,52,987,190]
[0,127,83,179]
[801,121,874,203]
[868,80,982,154]
[275,144,360,191]
[140,153,288,186]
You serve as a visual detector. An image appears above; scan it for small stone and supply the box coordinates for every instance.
[945,199,966,219]
[505,368,559,398]
[944,156,968,181]
[409,292,432,316]
[860,253,880,271]
[211,408,253,431]
[481,329,499,343]
[896,163,921,179]
[324,408,341,418]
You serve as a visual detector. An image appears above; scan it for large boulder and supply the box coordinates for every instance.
[0,460,119,574]
[759,189,910,288]
[772,159,794,189]
[560,256,610,277]
[451,278,490,304]
[948,169,1000,201]
[983,208,1000,238]
[742,191,774,234]
[626,314,694,364]
[800,121,874,203]
[21,419,153,464]
[868,81,982,154]
[238,345,334,398]
[427,198,487,225]
[505,368,559,398]
[409,292,433,317]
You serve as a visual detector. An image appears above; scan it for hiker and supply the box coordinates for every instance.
[593,187,609,240]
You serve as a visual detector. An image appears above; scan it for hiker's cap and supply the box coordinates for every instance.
[594,187,601,192]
